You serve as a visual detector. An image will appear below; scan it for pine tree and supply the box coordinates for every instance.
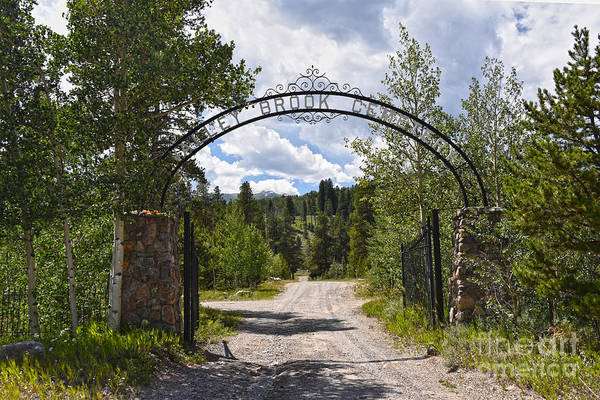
[326,179,338,214]
[302,200,307,223]
[237,181,261,226]
[348,182,375,278]
[286,196,296,218]
[330,215,350,264]
[317,180,326,212]
[506,27,600,321]
[307,213,332,278]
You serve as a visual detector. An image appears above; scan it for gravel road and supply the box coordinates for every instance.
[139,279,539,399]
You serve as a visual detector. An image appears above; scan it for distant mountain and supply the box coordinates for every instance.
[222,193,238,202]
[222,190,283,202]
[255,190,282,200]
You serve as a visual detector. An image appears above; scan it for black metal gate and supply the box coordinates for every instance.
[183,211,199,344]
[401,209,445,325]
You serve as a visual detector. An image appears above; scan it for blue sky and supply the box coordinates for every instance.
[34,0,600,194]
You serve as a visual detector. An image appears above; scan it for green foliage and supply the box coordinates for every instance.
[0,215,112,340]
[197,279,292,301]
[0,322,196,399]
[325,261,347,280]
[208,207,271,289]
[306,213,332,278]
[195,305,240,345]
[363,297,600,399]
[350,24,459,293]
[348,181,374,278]
[268,253,291,280]
[505,26,600,322]
[237,181,262,227]
[269,208,303,276]
[460,57,525,207]
[67,0,259,210]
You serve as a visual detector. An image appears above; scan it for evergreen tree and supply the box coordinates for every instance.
[237,181,261,226]
[506,27,600,321]
[348,182,375,278]
[317,180,326,212]
[337,188,350,220]
[330,215,350,264]
[324,198,334,216]
[286,196,296,218]
[271,208,303,276]
[213,186,226,206]
[326,179,338,214]
[302,200,308,223]
[307,213,332,278]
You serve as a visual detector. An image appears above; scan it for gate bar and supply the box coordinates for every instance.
[431,209,445,323]
[183,211,192,343]
[426,217,436,325]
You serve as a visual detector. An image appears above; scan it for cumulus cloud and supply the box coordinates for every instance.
[297,120,372,158]
[249,179,300,195]
[204,0,389,98]
[218,125,355,185]
[193,147,260,193]
[34,0,600,194]
[495,2,600,100]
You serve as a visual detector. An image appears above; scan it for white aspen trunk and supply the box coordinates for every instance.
[39,68,79,334]
[23,229,41,335]
[108,214,125,331]
[62,216,78,334]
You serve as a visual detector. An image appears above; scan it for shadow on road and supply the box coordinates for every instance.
[223,310,356,336]
[267,358,401,399]
[140,357,403,400]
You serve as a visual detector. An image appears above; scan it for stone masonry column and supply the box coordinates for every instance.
[448,207,503,325]
[119,213,182,332]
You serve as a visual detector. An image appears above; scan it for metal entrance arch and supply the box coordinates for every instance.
[158,67,488,208]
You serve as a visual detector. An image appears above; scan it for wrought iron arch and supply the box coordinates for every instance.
[158,67,488,208]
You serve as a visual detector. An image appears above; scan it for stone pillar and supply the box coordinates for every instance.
[120,213,182,332]
[448,207,503,325]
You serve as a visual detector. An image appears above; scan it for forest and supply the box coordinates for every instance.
[0,0,599,397]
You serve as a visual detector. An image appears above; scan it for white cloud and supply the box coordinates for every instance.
[218,125,355,185]
[496,3,600,100]
[33,0,68,34]
[249,179,299,195]
[34,0,600,194]
[297,120,372,157]
[342,156,365,181]
[379,0,600,111]
[204,0,389,98]
[193,147,261,193]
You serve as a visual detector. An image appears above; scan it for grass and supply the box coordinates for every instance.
[0,306,242,399]
[195,305,241,345]
[362,297,600,400]
[198,279,294,301]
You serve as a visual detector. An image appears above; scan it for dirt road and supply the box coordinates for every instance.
[139,280,537,399]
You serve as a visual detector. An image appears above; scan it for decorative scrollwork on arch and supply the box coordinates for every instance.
[262,66,363,97]
[277,111,349,125]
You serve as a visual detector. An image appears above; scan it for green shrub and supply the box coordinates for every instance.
[362,297,600,399]
[0,322,195,399]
